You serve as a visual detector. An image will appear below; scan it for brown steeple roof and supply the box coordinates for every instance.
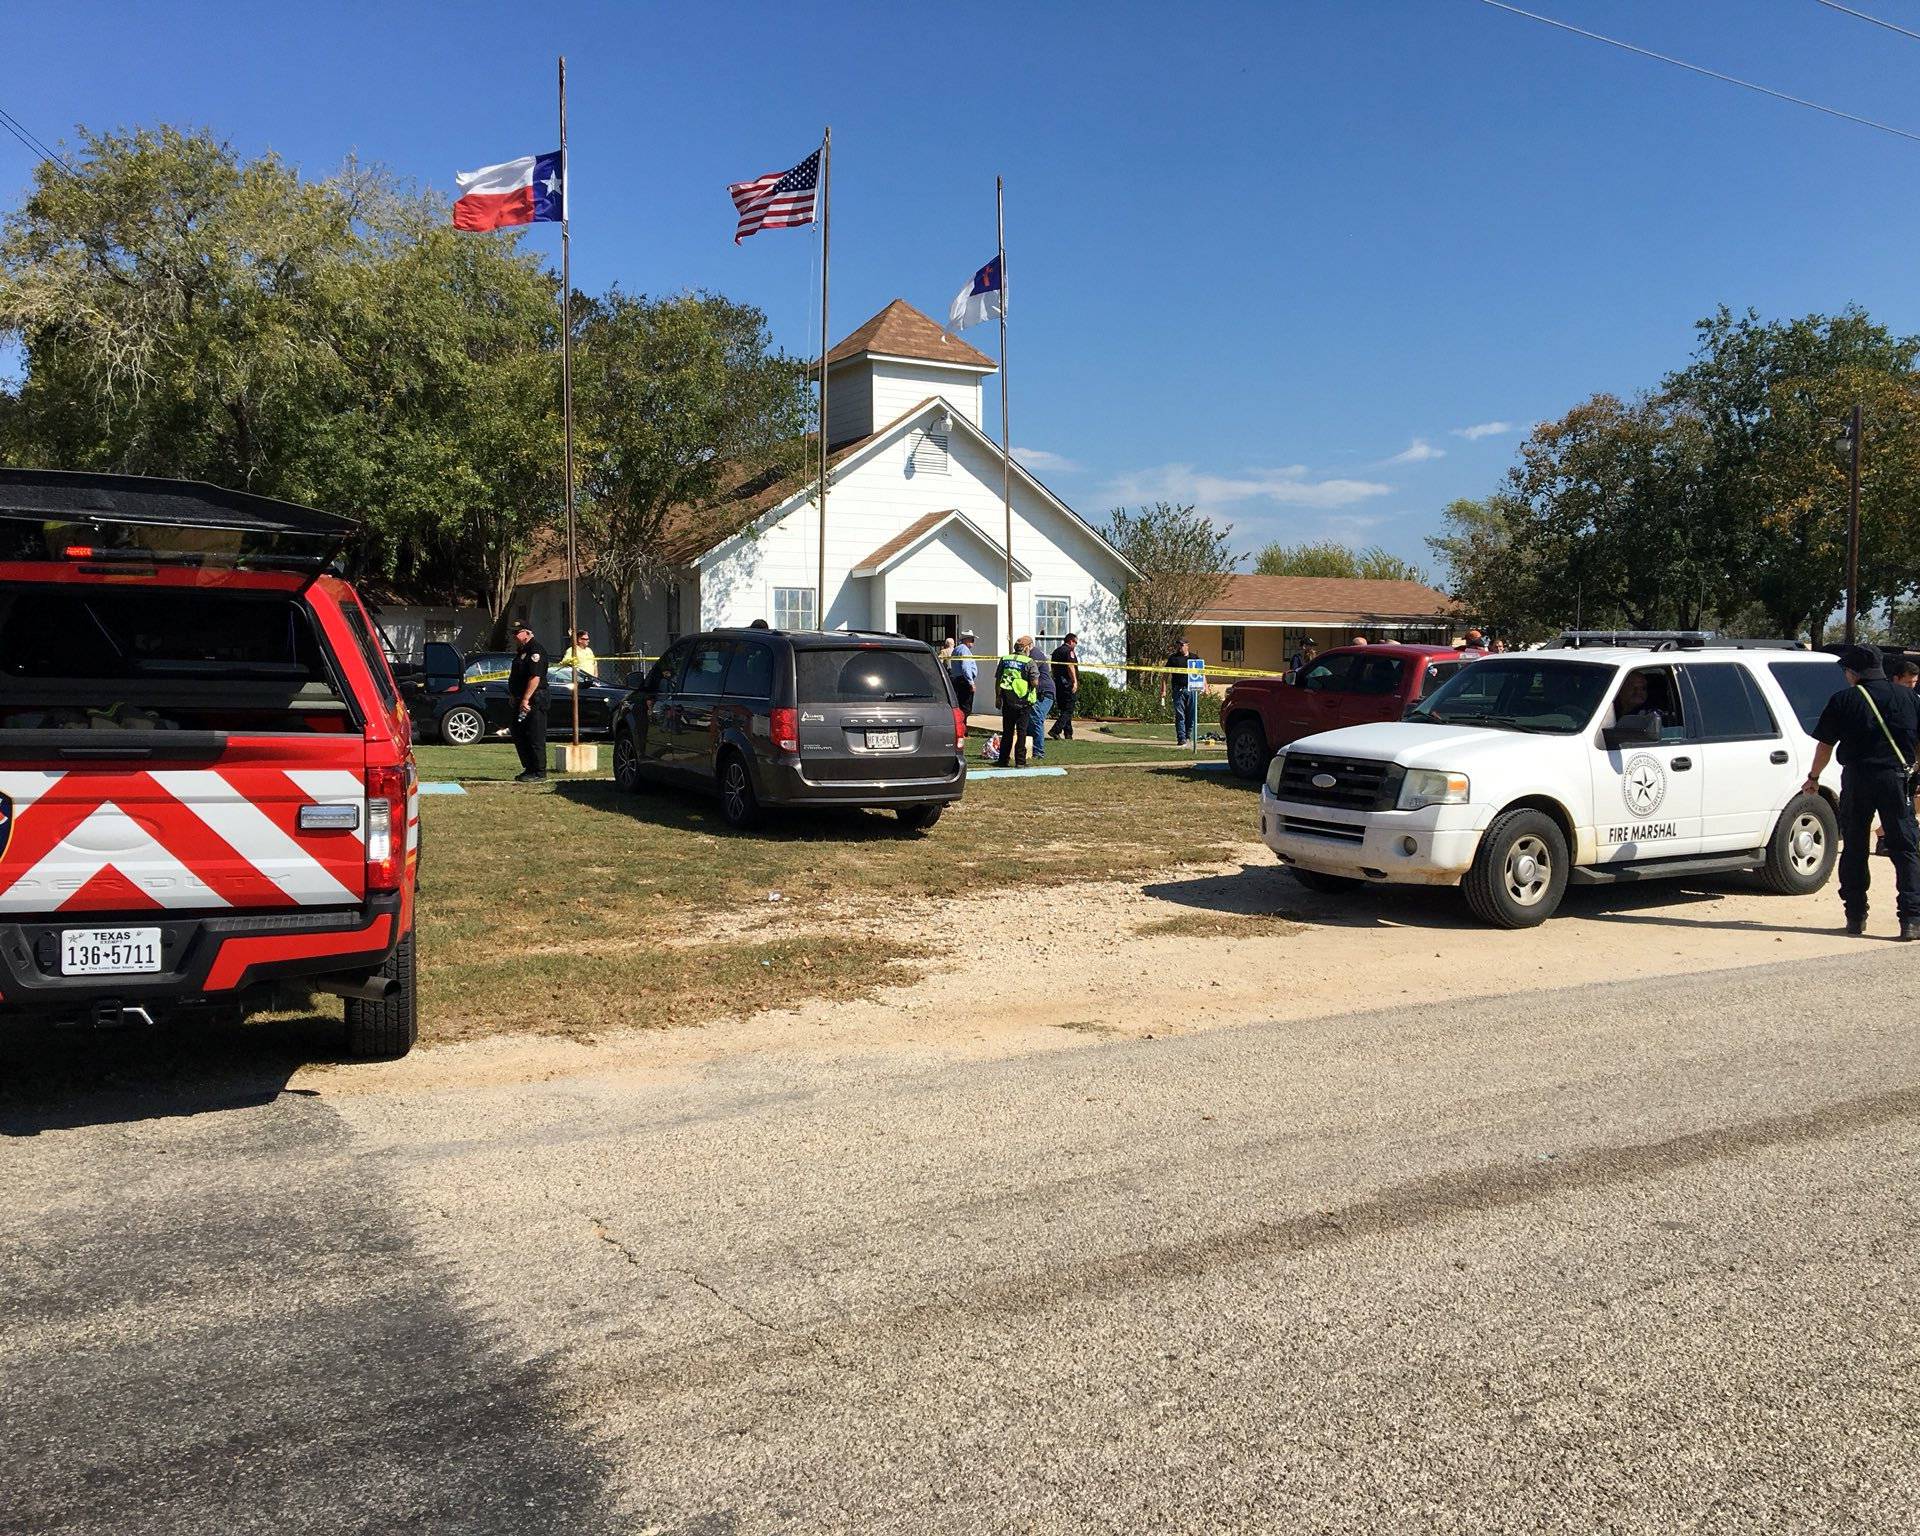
[824,299,994,370]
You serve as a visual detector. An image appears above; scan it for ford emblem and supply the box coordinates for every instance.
[1311,772,1338,789]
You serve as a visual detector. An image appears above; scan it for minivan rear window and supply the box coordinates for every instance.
[797,647,946,703]
[1768,660,1846,734]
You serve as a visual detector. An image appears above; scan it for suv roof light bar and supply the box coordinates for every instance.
[1552,630,1806,652]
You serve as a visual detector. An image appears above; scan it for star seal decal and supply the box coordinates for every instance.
[1622,753,1667,817]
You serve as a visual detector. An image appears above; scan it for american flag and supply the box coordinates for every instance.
[728,148,820,244]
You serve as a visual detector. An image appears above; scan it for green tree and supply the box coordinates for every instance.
[319,214,562,617]
[572,290,811,652]
[1666,306,1920,639]
[1100,501,1239,681]
[1425,496,1536,639]
[0,126,363,497]
[1498,392,1720,633]
[1253,539,1358,577]
[0,125,569,620]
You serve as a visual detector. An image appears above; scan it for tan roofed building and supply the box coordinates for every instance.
[1181,574,1459,677]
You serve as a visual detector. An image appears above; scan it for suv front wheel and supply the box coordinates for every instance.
[1464,808,1569,928]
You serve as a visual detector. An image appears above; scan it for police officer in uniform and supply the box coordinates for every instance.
[1805,643,1920,939]
[507,619,550,783]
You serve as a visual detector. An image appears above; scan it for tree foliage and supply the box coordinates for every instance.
[0,126,805,641]
[1427,306,1920,641]
[1100,501,1239,677]
[1253,538,1427,583]
[573,290,810,652]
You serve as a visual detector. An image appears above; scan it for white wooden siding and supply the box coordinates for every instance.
[698,405,1127,671]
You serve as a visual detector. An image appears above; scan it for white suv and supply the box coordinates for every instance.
[1257,645,1849,927]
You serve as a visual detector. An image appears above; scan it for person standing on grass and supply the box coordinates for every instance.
[1159,636,1201,748]
[1029,638,1057,760]
[1049,633,1080,741]
[950,629,979,720]
[993,636,1038,767]
[506,619,550,783]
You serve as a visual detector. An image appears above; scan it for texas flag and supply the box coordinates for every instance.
[949,255,1003,332]
[453,151,564,231]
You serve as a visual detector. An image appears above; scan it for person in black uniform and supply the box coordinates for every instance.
[1805,644,1920,939]
[507,619,550,783]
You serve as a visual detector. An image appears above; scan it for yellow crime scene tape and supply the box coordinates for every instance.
[461,652,1302,685]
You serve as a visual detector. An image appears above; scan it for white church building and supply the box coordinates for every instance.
[514,299,1135,665]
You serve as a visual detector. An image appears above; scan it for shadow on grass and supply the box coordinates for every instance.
[548,776,944,845]
[0,1010,348,1138]
[1142,861,1801,935]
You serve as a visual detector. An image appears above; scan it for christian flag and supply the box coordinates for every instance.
[949,255,1003,332]
[453,152,564,231]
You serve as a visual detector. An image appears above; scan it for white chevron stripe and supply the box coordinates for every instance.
[150,770,357,906]
[0,769,67,817]
[0,802,229,913]
[286,769,367,844]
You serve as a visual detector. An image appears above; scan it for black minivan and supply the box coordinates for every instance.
[610,629,968,830]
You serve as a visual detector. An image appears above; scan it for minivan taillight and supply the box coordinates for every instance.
[365,764,409,892]
[770,706,799,755]
[953,707,968,747]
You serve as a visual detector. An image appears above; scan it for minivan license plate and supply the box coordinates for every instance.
[61,927,163,976]
[864,730,901,750]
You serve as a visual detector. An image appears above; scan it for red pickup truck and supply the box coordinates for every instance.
[1221,643,1467,779]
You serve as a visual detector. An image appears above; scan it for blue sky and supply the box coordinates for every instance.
[9,0,1920,573]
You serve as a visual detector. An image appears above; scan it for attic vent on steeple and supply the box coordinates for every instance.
[908,427,950,475]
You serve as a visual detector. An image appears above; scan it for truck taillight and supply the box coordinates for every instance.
[953,707,968,747]
[770,706,799,755]
[365,764,409,892]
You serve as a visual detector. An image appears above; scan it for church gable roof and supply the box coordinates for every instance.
[825,299,994,371]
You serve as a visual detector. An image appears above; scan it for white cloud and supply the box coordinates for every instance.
[1012,446,1080,474]
[1381,437,1445,465]
[1102,463,1393,514]
[1451,420,1516,441]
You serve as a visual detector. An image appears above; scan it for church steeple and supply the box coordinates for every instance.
[823,299,994,445]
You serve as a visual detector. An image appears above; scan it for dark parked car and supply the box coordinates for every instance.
[612,628,967,830]
[407,640,631,745]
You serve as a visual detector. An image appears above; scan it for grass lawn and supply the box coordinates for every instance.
[413,765,1258,1045]
[414,732,1203,783]
[1091,721,1226,748]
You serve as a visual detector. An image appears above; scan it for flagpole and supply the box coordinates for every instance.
[997,176,1013,654]
[817,126,831,633]
[559,55,580,749]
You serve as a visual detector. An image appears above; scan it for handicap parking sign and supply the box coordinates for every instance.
[1186,657,1206,691]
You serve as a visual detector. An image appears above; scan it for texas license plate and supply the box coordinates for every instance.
[61,927,163,976]
[864,730,901,750]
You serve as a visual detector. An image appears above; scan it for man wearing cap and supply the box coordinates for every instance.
[949,630,979,720]
[506,619,550,783]
[1805,644,1920,939]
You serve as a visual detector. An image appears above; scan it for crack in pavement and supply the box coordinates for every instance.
[588,1215,856,1371]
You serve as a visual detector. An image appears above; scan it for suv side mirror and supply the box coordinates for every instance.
[1602,711,1661,749]
[624,670,646,690]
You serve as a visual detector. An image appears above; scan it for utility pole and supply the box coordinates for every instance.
[1844,402,1862,646]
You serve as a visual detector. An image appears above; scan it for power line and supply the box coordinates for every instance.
[0,103,77,178]
[1477,0,1920,145]
[1815,1,1920,44]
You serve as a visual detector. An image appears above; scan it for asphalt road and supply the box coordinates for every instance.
[5,948,1918,1534]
